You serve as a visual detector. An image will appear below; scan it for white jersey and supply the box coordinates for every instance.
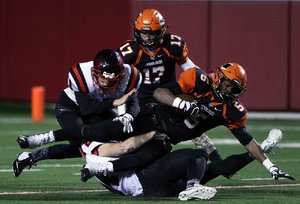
[82,142,144,196]
[64,61,142,105]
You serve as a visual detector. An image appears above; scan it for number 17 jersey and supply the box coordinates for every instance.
[117,33,190,103]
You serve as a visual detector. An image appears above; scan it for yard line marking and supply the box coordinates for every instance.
[0,189,105,195]
[1,183,300,196]
[0,169,42,172]
[213,183,300,189]
[181,139,300,148]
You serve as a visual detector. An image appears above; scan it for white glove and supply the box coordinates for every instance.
[172,97,199,117]
[113,113,134,133]
[269,166,295,180]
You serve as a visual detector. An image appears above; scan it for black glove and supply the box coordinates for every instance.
[153,131,172,153]
[269,166,295,180]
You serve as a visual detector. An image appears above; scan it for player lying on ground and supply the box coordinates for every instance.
[78,128,294,201]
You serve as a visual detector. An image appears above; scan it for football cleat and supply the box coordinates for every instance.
[192,133,216,154]
[260,129,283,154]
[80,162,109,182]
[12,152,35,177]
[80,165,92,182]
[17,131,54,149]
[17,136,30,148]
[178,184,217,201]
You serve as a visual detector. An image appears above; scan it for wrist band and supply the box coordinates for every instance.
[172,97,182,108]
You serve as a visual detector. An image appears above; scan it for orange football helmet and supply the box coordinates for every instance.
[212,63,247,101]
[134,9,168,50]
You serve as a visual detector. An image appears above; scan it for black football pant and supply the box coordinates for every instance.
[201,152,255,184]
[137,148,208,197]
[46,91,114,160]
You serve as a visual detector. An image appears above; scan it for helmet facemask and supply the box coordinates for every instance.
[91,68,124,94]
[134,26,167,50]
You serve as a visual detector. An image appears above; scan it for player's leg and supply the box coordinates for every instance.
[81,130,170,182]
[201,128,284,184]
[17,118,128,148]
[192,133,222,162]
[13,104,85,176]
[138,148,216,200]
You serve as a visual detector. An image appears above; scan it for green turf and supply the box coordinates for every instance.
[0,105,299,203]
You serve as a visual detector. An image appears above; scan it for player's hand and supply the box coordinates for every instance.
[153,131,172,152]
[113,88,136,107]
[113,113,134,133]
[184,100,199,117]
[269,166,295,180]
[172,97,199,117]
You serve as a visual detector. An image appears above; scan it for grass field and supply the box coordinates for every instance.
[0,103,299,203]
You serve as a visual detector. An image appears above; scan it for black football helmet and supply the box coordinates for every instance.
[91,49,124,93]
[134,9,168,50]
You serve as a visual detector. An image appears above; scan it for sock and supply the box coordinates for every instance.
[186,178,200,188]
[208,150,222,162]
[30,148,49,163]
[106,162,114,173]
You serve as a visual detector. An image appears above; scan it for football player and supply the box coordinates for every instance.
[80,138,216,200]
[12,49,142,177]
[152,62,293,179]
[15,63,294,185]
[117,8,222,162]
[78,128,293,200]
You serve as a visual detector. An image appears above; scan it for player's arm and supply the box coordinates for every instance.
[153,85,179,106]
[123,69,143,117]
[153,67,196,105]
[180,57,197,71]
[231,127,294,180]
[97,131,155,157]
[75,91,115,115]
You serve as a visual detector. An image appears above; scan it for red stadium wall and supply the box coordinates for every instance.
[0,0,132,102]
[0,0,299,111]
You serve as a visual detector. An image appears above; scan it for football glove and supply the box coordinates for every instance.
[113,113,134,133]
[153,131,172,153]
[172,97,199,117]
[269,166,295,180]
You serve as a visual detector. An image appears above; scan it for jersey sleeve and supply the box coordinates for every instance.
[225,101,253,145]
[75,91,114,115]
[177,68,197,94]
[124,66,143,93]
[117,40,140,65]
[163,33,188,65]
[68,64,89,93]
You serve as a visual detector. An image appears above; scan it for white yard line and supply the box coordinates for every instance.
[1,183,300,196]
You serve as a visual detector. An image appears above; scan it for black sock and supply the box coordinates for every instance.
[30,148,49,163]
[208,150,222,162]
